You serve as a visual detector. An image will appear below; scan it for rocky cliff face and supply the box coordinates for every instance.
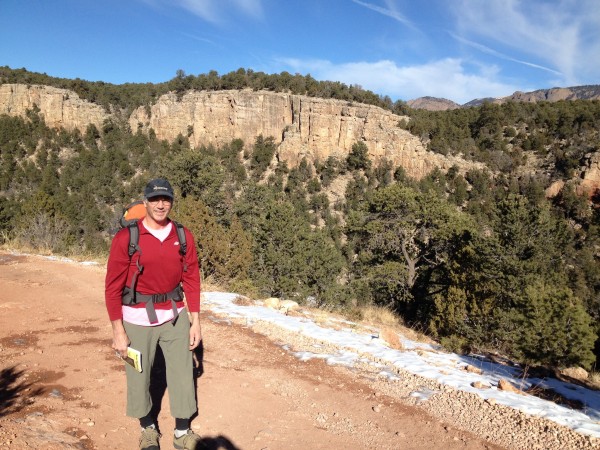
[546,151,600,199]
[3,83,598,190]
[129,89,478,179]
[0,84,482,179]
[0,84,109,131]
[580,152,600,196]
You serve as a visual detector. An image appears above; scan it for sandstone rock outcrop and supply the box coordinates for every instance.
[545,180,565,199]
[0,84,482,179]
[129,90,481,179]
[579,151,600,197]
[510,88,573,103]
[0,84,109,132]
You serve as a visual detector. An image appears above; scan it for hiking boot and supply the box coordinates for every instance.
[139,426,161,450]
[173,429,202,449]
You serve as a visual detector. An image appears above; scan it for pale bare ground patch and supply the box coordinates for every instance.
[220,287,430,350]
[295,303,434,349]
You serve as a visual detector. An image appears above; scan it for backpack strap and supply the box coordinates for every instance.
[126,222,143,305]
[127,221,142,258]
[173,221,188,272]
[122,285,183,324]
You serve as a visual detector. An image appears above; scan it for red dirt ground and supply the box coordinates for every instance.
[0,252,503,449]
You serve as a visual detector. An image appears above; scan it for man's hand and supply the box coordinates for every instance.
[111,319,130,357]
[189,312,202,350]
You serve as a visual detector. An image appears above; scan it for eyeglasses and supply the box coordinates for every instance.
[147,196,172,205]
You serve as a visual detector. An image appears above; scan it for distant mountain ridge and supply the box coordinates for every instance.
[408,85,600,111]
[406,96,460,111]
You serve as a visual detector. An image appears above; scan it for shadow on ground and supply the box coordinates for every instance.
[0,365,44,417]
[198,434,241,449]
[149,343,240,449]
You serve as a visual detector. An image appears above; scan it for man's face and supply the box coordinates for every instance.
[144,195,173,224]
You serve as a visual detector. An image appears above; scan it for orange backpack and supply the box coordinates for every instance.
[119,200,146,228]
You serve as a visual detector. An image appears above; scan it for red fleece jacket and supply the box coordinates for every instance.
[105,220,201,321]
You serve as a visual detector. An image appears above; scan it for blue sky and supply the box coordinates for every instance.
[1,0,599,104]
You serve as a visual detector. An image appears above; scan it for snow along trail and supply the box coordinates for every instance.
[202,291,600,439]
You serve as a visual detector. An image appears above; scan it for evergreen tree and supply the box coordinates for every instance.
[346,141,371,171]
[173,196,252,284]
[249,135,277,180]
[167,148,226,216]
[431,194,596,368]
[347,184,473,314]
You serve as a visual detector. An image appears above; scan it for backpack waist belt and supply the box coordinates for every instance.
[122,284,183,324]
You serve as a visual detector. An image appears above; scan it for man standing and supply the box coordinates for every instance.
[105,178,202,450]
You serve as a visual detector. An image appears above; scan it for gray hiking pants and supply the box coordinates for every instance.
[123,311,196,419]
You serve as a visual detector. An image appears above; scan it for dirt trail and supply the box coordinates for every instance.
[0,252,593,450]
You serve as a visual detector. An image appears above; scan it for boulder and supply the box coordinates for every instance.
[497,379,522,394]
[263,297,280,309]
[545,180,565,198]
[560,366,589,381]
[279,300,300,313]
[463,364,483,375]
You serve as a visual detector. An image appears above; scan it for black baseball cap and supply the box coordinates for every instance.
[144,178,174,200]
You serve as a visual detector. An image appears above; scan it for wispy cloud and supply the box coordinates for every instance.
[351,0,416,30]
[453,0,600,85]
[450,33,563,76]
[234,0,263,19]
[180,32,217,46]
[276,57,522,104]
[139,0,263,24]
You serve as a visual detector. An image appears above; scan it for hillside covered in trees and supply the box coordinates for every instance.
[1,67,599,374]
